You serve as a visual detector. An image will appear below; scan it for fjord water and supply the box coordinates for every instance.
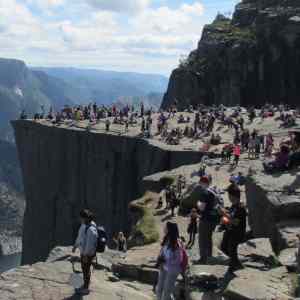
[0,253,21,273]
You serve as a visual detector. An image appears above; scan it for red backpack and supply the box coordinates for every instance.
[180,245,189,273]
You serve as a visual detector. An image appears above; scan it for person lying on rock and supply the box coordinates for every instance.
[72,209,98,295]
[220,184,246,274]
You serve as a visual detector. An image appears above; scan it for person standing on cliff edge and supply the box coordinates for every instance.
[72,209,98,295]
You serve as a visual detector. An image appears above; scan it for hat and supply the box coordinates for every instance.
[199,176,210,184]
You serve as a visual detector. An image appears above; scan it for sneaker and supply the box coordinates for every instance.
[228,263,244,274]
[75,288,90,295]
[195,258,207,265]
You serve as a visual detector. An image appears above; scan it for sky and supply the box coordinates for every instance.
[0,0,239,75]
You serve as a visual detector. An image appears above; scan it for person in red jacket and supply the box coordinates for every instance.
[233,144,241,166]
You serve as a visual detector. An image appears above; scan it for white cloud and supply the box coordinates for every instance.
[0,1,207,74]
[26,0,65,10]
[85,0,150,13]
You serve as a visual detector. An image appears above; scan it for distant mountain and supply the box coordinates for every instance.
[0,59,80,140]
[0,58,168,255]
[33,67,168,105]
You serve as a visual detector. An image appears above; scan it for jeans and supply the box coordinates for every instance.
[198,220,216,262]
[81,255,94,289]
[156,269,179,300]
[221,231,241,268]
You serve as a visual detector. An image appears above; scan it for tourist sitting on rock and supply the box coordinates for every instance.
[220,184,246,274]
[166,129,180,145]
[282,114,296,128]
[114,232,127,253]
[263,144,290,173]
[187,208,199,249]
[177,114,185,124]
[210,133,221,145]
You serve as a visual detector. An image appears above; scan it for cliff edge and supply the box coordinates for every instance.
[12,120,203,264]
[162,0,300,109]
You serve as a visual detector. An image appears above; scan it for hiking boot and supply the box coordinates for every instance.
[228,263,244,274]
[75,287,90,295]
[195,258,207,265]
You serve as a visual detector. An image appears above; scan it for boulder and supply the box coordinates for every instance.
[186,264,227,297]
[112,262,158,285]
[273,220,300,252]
[0,248,154,300]
[245,176,300,252]
[238,238,277,269]
[278,248,298,272]
[224,267,293,300]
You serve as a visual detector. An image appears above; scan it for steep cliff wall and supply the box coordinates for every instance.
[12,121,203,264]
[162,0,300,109]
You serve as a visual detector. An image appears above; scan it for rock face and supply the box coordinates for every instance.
[12,121,203,264]
[162,0,300,109]
[245,174,300,254]
[0,140,24,256]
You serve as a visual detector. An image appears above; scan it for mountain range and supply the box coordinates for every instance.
[0,59,168,140]
[0,57,168,255]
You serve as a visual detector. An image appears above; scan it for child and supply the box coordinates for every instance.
[186,208,199,249]
[220,185,246,273]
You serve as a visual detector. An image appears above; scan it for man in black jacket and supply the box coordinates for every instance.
[197,176,219,264]
[221,184,247,273]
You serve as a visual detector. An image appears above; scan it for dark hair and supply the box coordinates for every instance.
[227,184,241,200]
[167,222,180,250]
[80,209,94,223]
[161,222,173,246]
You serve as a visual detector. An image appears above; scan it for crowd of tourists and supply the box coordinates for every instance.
[23,102,300,298]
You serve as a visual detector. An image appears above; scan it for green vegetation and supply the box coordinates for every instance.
[290,273,300,298]
[129,192,159,247]
[207,18,256,42]
[159,175,176,188]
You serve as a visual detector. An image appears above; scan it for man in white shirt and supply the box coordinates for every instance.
[72,209,98,295]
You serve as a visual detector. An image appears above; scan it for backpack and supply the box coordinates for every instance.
[180,245,189,273]
[96,226,107,253]
[207,187,224,223]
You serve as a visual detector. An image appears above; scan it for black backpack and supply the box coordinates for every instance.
[96,226,107,253]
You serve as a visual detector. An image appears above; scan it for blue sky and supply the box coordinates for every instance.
[0,0,239,75]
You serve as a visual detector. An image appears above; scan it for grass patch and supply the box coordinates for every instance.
[129,192,160,247]
[206,19,256,42]
[290,273,300,298]
[159,176,176,188]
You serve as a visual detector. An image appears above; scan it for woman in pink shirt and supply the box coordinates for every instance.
[233,144,241,166]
